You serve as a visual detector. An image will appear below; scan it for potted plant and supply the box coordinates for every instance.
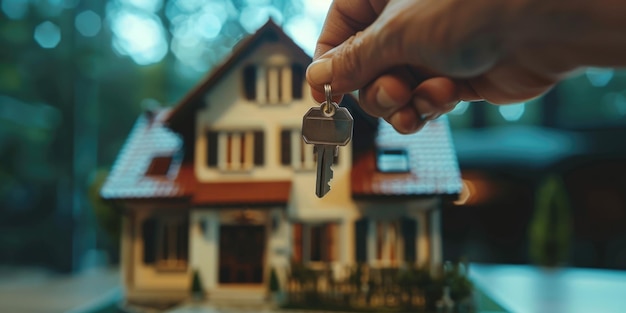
[190,269,205,301]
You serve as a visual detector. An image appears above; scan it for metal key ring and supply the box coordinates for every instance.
[321,83,336,117]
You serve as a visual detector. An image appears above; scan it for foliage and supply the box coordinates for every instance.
[269,266,281,292]
[529,175,572,266]
[284,261,474,313]
[191,269,205,297]
[88,169,121,242]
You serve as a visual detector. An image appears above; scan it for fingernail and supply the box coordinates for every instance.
[389,106,420,134]
[376,87,401,110]
[414,98,434,121]
[306,58,333,85]
[420,113,434,121]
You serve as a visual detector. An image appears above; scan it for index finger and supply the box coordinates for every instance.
[314,0,381,60]
[311,1,382,102]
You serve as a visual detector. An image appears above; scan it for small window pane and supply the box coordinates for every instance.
[291,63,303,99]
[145,156,172,176]
[254,131,264,165]
[377,148,410,173]
[309,225,324,262]
[207,131,218,167]
[243,65,256,100]
[280,129,291,165]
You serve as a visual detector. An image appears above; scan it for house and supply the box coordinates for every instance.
[100,20,462,307]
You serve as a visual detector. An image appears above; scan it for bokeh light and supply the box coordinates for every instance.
[586,67,614,87]
[109,9,168,65]
[124,0,163,12]
[34,21,62,49]
[2,0,29,20]
[75,10,102,37]
[284,15,318,56]
[499,102,526,122]
[602,92,626,117]
[239,5,282,33]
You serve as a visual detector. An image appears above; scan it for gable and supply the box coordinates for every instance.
[165,19,311,141]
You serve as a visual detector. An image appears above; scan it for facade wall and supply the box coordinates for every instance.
[194,43,324,182]
[189,207,290,292]
[129,208,190,292]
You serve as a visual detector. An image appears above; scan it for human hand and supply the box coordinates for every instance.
[306,0,581,133]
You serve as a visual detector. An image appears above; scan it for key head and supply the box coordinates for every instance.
[302,106,353,146]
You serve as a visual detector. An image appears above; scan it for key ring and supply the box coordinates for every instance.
[321,83,336,117]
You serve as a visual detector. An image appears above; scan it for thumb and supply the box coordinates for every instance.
[306,28,399,102]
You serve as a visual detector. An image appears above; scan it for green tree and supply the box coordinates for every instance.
[529,175,572,266]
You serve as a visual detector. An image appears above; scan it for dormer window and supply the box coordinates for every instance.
[243,63,304,104]
[207,130,264,171]
[377,148,410,173]
[145,155,173,176]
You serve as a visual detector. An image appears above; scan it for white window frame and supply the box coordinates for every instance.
[293,222,338,264]
[216,130,257,171]
[256,65,293,105]
[155,216,187,270]
[283,129,315,171]
[368,220,404,267]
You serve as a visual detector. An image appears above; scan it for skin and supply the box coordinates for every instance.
[306,0,626,134]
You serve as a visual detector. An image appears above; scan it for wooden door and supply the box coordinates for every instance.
[218,225,265,284]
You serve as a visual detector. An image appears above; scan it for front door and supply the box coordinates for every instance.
[218,225,265,284]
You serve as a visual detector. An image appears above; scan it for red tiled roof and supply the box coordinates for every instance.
[101,110,291,205]
[100,110,188,200]
[101,20,461,205]
[191,181,292,206]
[352,116,462,198]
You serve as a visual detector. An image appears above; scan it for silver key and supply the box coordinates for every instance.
[302,84,353,198]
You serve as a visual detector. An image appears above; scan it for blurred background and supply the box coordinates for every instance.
[1,0,625,281]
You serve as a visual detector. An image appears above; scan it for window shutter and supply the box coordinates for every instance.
[142,217,157,264]
[355,218,369,263]
[291,63,303,99]
[292,223,303,263]
[310,225,323,261]
[401,217,417,263]
[243,65,256,100]
[253,131,264,166]
[207,131,218,167]
[325,223,337,262]
[178,219,189,263]
[280,130,291,165]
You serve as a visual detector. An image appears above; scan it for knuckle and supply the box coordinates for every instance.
[336,33,365,82]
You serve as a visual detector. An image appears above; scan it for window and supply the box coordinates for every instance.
[242,63,304,104]
[281,128,338,170]
[292,222,337,263]
[377,148,410,173]
[280,129,315,170]
[142,216,189,271]
[354,218,417,265]
[374,220,402,264]
[145,155,173,176]
[207,130,264,170]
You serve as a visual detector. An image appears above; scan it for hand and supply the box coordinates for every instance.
[306,0,597,133]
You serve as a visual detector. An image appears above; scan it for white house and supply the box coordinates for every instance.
[100,20,462,307]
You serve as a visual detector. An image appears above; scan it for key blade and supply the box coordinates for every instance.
[315,145,335,198]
